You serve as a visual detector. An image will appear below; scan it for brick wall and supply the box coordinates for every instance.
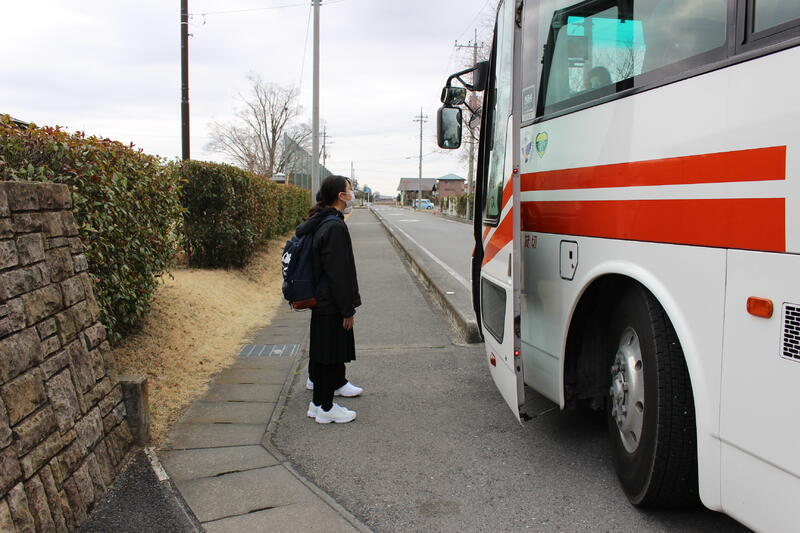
[436,180,465,197]
[0,182,133,532]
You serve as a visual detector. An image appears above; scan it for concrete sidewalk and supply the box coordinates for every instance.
[370,206,481,343]
[158,304,372,532]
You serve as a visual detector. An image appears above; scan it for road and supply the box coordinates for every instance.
[371,205,474,311]
[272,209,748,533]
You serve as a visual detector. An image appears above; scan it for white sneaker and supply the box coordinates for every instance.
[306,378,314,391]
[306,401,319,418]
[314,403,356,424]
[334,382,363,397]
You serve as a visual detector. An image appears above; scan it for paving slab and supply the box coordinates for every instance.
[203,383,283,402]
[180,402,274,424]
[163,423,264,450]
[214,367,289,384]
[176,466,317,523]
[229,356,298,370]
[202,500,359,533]
[160,446,278,481]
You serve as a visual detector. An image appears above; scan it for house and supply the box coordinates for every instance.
[396,177,437,206]
[435,173,466,197]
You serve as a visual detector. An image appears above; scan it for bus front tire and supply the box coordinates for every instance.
[606,284,699,508]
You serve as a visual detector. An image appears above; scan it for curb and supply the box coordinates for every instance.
[434,212,472,225]
[143,447,204,533]
[369,207,481,344]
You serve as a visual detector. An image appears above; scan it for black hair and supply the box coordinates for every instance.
[308,174,351,217]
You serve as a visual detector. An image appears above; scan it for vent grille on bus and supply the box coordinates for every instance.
[782,304,800,362]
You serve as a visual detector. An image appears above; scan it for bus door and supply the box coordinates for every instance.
[479,0,525,421]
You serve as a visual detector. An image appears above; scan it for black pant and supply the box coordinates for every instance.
[310,362,347,411]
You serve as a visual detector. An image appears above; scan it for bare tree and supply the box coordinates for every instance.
[207,74,309,179]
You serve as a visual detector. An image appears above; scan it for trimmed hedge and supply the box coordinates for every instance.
[177,160,309,268]
[0,115,184,342]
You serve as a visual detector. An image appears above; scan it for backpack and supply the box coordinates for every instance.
[281,214,342,310]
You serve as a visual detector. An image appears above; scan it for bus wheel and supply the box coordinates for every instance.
[606,284,698,507]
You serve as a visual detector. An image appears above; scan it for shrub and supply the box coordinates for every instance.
[177,160,309,268]
[0,115,185,342]
[456,193,475,218]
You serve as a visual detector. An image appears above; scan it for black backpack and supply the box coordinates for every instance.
[281,214,341,309]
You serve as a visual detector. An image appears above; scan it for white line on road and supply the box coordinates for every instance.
[384,217,470,290]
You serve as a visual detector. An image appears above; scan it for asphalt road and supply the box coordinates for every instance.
[372,205,473,296]
[273,209,749,533]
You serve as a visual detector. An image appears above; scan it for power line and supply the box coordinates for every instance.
[191,0,346,17]
[297,1,313,89]
[327,151,435,164]
[455,0,493,42]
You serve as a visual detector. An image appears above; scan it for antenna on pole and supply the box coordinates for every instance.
[413,108,429,210]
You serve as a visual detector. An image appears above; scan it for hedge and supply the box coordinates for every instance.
[177,160,309,268]
[0,115,184,342]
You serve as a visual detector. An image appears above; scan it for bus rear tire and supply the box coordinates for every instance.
[606,284,699,508]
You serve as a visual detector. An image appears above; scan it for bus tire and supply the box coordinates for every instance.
[606,284,699,507]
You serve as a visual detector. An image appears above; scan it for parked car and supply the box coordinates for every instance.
[413,199,434,210]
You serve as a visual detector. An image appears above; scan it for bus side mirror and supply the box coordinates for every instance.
[437,106,463,149]
[472,61,489,91]
[441,86,467,106]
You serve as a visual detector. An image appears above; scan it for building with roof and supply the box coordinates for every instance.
[396,177,437,205]
[435,173,466,197]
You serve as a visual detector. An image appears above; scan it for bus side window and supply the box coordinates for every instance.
[753,0,800,33]
[539,0,727,117]
[484,0,515,222]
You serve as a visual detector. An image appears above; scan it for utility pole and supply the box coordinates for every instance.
[413,108,428,210]
[455,28,481,219]
[311,0,321,200]
[180,0,190,160]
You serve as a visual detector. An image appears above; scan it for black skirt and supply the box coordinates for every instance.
[309,311,356,365]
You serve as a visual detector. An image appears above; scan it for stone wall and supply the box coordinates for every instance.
[0,182,133,532]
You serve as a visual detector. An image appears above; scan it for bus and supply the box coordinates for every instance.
[436,1,800,530]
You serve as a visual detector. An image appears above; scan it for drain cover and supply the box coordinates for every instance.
[238,344,300,357]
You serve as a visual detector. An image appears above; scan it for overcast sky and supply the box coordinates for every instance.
[2,0,496,197]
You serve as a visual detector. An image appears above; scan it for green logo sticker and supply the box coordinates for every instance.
[535,132,549,158]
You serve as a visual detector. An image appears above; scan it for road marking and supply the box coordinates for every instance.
[398,219,420,222]
[385,217,470,290]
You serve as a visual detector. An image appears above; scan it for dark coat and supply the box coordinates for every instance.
[295,207,362,318]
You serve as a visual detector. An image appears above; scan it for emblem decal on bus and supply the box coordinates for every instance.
[535,132,548,158]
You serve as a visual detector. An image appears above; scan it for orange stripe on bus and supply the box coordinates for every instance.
[502,177,513,208]
[521,198,785,252]
[521,146,786,192]
[483,212,514,266]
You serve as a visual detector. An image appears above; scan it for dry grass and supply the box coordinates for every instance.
[110,235,290,445]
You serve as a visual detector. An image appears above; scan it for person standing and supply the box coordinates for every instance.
[294,175,363,423]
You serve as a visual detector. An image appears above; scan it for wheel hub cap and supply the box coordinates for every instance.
[609,327,644,453]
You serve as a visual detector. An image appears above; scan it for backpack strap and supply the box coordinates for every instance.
[311,214,344,291]
[318,213,344,230]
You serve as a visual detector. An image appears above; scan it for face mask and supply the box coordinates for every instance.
[342,192,353,214]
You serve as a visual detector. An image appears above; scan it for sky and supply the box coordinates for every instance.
[1,0,496,197]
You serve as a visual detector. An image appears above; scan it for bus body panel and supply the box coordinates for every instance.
[521,232,727,509]
[462,0,800,524]
[720,250,800,531]
[480,0,525,420]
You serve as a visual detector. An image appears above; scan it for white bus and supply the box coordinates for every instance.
[437,1,800,530]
